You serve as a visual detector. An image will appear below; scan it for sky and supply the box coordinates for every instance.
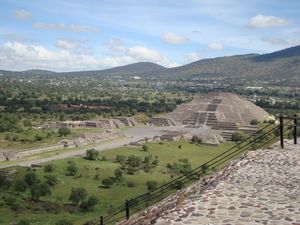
[0,0,299,71]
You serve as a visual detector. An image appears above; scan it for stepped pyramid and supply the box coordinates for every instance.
[168,92,269,140]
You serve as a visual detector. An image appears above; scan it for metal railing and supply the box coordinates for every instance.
[89,115,299,225]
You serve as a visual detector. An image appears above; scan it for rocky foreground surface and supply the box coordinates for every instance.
[119,139,300,225]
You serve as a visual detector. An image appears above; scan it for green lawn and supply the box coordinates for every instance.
[0,141,234,225]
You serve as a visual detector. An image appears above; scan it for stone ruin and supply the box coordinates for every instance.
[166,92,270,140]
[42,117,137,130]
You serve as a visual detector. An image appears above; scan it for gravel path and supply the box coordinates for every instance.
[154,140,300,225]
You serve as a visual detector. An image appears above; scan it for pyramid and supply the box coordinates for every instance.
[168,92,269,126]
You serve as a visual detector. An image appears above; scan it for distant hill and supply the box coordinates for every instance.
[60,62,166,77]
[1,46,300,82]
[142,45,300,80]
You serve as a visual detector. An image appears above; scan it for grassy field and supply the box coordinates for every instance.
[0,127,103,150]
[0,141,234,225]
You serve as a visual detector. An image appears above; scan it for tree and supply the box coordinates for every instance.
[25,172,39,186]
[58,127,71,136]
[44,174,59,186]
[146,181,158,192]
[30,183,51,201]
[101,177,114,188]
[14,180,27,193]
[80,195,98,211]
[114,168,123,181]
[66,162,78,176]
[142,144,149,151]
[44,163,56,173]
[115,155,126,163]
[68,187,87,205]
[17,220,30,225]
[85,148,99,160]
[55,219,73,225]
[231,131,247,142]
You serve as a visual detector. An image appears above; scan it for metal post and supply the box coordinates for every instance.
[125,200,130,220]
[279,115,284,149]
[294,115,298,145]
[99,216,103,225]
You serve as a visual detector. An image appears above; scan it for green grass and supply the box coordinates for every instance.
[0,141,234,225]
[0,127,104,150]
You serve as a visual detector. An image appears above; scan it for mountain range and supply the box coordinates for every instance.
[1,45,300,81]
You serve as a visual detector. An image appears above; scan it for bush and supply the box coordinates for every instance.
[101,177,114,188]
[25,172,40,186]
[250,119,260,125]
[58,127,71,136]
[231,131,247,142]
[68,187,87,205]
[142,144,149,151]
[173,180,184,190]
[44,164,56,173]
[114,168,123,181]
[17,219,30,225]
[115,155,126,163]
[56,219,73,225]
[85,149,99,160]
[80,195,98,211]
[146,180,158,192]
[126,181,136,188]
[14,180,27,193]
[66,162,78,176]
[44,174,59,186]
[191,135,202,144]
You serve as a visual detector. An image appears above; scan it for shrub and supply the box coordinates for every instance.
[126,181,136,188]
[44,174,59,186]
[44,164,56,173]
[14,180,27,193]
[55,219,73,225]
[250,119,260,125]
[80,196,99,211]
[146,180,158,192]
[68,187,87,205]
[191,135,202,144]
[114,168,123,181]
[66,162,78,176]
[115,155,126,163]
[142,144,149,151]
[58,127,71,136]
[85,149,99,160]
[231,131,247,142]
[17,219,30,225]
[25,172,39,186]
[173,180,184,190]
[101,177,114,188]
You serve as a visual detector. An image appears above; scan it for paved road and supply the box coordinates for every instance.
[0,127,166,169]
[0,126,211,169]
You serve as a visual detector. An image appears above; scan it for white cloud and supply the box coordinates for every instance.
[13,9,32,21]
[56,39,80,49]
[33,23,100,33]
[184,52,202,63]
[208,42,223,51]
[248,14,290,28]
[262,37,300,46]
[0,41,175,71]
[161,32,189,44]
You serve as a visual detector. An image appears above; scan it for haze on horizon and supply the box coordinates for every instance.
[0,0,300,72]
